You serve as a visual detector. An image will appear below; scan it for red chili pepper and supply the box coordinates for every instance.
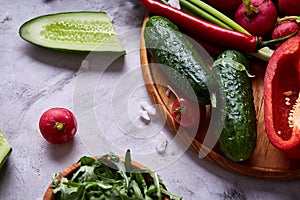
[139,0,297,53]
[196,39,225,58]
[264,34,300,159]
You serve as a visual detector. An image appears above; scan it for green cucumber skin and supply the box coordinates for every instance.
[0,148,12,170]
[19,12,125,53]
[144,16,212,105]
[0,131,12,170]
[214,50,257,162]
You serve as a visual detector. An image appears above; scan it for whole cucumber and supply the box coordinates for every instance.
[144,16,213,105]
[213,50,257,162]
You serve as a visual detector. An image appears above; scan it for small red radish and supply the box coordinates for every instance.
[203,0,241,10]
[39,107,77,144]
[278,0,300,16]
[171,98,206,128]
[234,0,277,36]
[272,17,300,48]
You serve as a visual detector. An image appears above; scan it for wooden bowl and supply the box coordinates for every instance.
[43,156,171,200]
[43,161,81,200]
[140,14,300,180]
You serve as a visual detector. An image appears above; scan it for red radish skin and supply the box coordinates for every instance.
[203,0,241,10]
[272,21,299,48]
[278,0,300,16]
[234,0,277,36]
[171,98,205,128]
[39,107,77,144]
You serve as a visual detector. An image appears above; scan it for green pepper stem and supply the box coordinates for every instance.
[259,31,298,49]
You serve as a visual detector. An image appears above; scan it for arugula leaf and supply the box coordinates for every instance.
[78,156,95,166]
[52,177,82,200]
[125,149,132,172]
[129,180,144,199]
[161,188,183,200]
[71,165,97,183]
[132,171,148,196]
[107,152,130,190]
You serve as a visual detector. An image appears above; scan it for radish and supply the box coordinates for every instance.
[271,17,300,48]
[278,0,300,16]
[39,107,77,144]
[234,0,277,36]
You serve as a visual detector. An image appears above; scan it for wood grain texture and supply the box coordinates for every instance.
[140,14,300,180]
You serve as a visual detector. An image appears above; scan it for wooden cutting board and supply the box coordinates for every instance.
[140,15,300,180]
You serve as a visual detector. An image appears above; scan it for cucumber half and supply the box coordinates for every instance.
[19,12,125,53]
[0,131,12,170]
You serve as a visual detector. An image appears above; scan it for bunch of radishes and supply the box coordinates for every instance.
[204,0,300,48]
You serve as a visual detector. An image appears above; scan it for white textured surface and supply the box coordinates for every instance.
[0,0,300,199]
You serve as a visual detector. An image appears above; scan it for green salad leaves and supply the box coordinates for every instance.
[51,150,182,200]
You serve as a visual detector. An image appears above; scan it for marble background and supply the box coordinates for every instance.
[0,0,299,199]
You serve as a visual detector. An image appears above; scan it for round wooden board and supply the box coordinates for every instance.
[140,14,300,180]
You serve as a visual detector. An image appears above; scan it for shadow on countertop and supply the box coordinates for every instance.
[23,44,126,72]
[23,44,88,70]
[46,137,77,162]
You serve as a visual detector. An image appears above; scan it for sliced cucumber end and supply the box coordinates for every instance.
[0,131,12,170]
[19,12,125,53]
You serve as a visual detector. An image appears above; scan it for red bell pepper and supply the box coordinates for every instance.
[264,34,300,159]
